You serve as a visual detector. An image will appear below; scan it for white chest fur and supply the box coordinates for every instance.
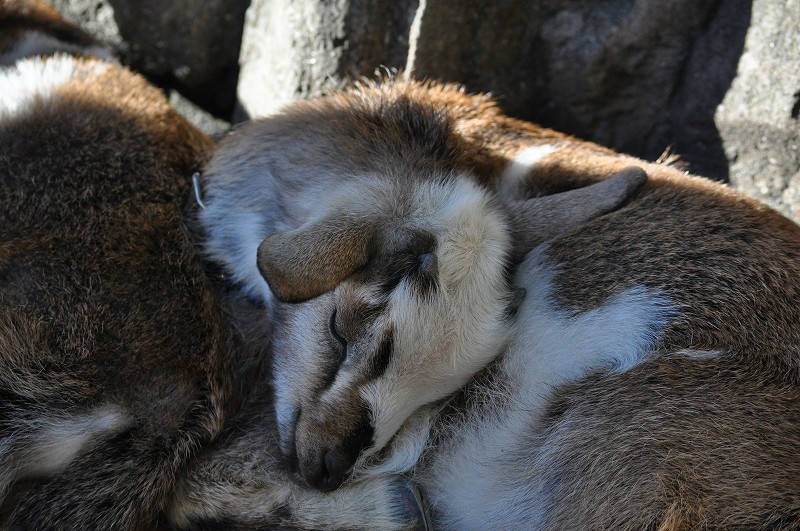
[421,246,679,529]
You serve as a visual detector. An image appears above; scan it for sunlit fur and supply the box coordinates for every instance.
[182,76,800,530]
[0,55,106,118]
[253,176,512,494]
[196,75,534,492]
[198,70,651,493]
[0,3,224,528]
[413,246,679,528]
[272,175,511,462]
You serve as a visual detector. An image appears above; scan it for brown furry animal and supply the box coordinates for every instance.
[193,77,644,495]
[0,2,232,529]
[175,78,800,529]
[0,4,443,529]
[7,2,799,529]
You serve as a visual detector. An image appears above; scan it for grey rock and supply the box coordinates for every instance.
[48,0,124,50]
[107,0,249,117]
[50,0,248,118]
[235,0,415,121]
[235,0,348,121]
[716,0,800,221]
[652,0,751,180]
[409,0,745,178]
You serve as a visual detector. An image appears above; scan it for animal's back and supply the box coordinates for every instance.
[0,3,233,528]
[418,97,800,529]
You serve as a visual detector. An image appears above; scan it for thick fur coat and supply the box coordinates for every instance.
[0,2,235,529]
[4,2,800,529]
[184,79,800,529]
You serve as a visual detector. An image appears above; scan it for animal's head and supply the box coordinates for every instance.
[263,172,511,491]
[261,166,647,492]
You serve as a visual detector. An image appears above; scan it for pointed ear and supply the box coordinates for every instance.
[257,214,380,303]
[506,166,647,261]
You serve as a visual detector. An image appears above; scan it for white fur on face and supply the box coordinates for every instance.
[360,175,512,455]
[0,55,106,120]
[271,173,513,466]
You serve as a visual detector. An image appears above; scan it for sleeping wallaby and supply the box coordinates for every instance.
[0,2,229,529]
[172,78,644,529]
[194,79,644,494]
[175,79,800,529]
[0,3,642,529]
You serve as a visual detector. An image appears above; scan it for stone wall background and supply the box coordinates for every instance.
[49,0,800,220]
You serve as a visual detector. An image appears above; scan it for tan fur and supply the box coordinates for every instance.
[6,3,796,525]
[179,78,800,530]
[531,356,800,529]
[426,83,800,528]
[404,78,800,374]
[195,73,645,499]
[0,3,237,529]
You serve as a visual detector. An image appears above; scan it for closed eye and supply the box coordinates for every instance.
[318,308,347,391]
[329,309,347,350]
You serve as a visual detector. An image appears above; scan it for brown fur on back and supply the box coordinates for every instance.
[537,355,800,529]
[545,165,800,372]
[249,79,800,528]
[421,80,800,528]
[170,78,800,529]
[398,78,800,377]
[0,12,239,525]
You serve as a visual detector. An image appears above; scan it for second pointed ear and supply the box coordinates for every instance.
[257,214,380,303]
[506,166,647,260]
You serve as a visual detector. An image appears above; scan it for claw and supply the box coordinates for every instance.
[389,476,430,531]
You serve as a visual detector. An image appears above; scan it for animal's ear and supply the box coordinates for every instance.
[257,214,379,303]
[506,167,647,261]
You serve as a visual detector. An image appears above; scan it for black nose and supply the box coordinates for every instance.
[302,412,374,491]
[305,448,350,492]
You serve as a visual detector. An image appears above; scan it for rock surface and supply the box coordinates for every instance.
[48,0,800,220]
[407,0,751,181]
[715,0,800,221]
[49,0,123,50]
[234,0,414,121]
[50,0,248,118]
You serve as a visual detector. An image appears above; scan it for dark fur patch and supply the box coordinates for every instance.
[369,329,395,378]
[362,93,460,170]
[0,3,100,57]
[373,230,437,299]
[339,402,375,465]
[408,256,439,300]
